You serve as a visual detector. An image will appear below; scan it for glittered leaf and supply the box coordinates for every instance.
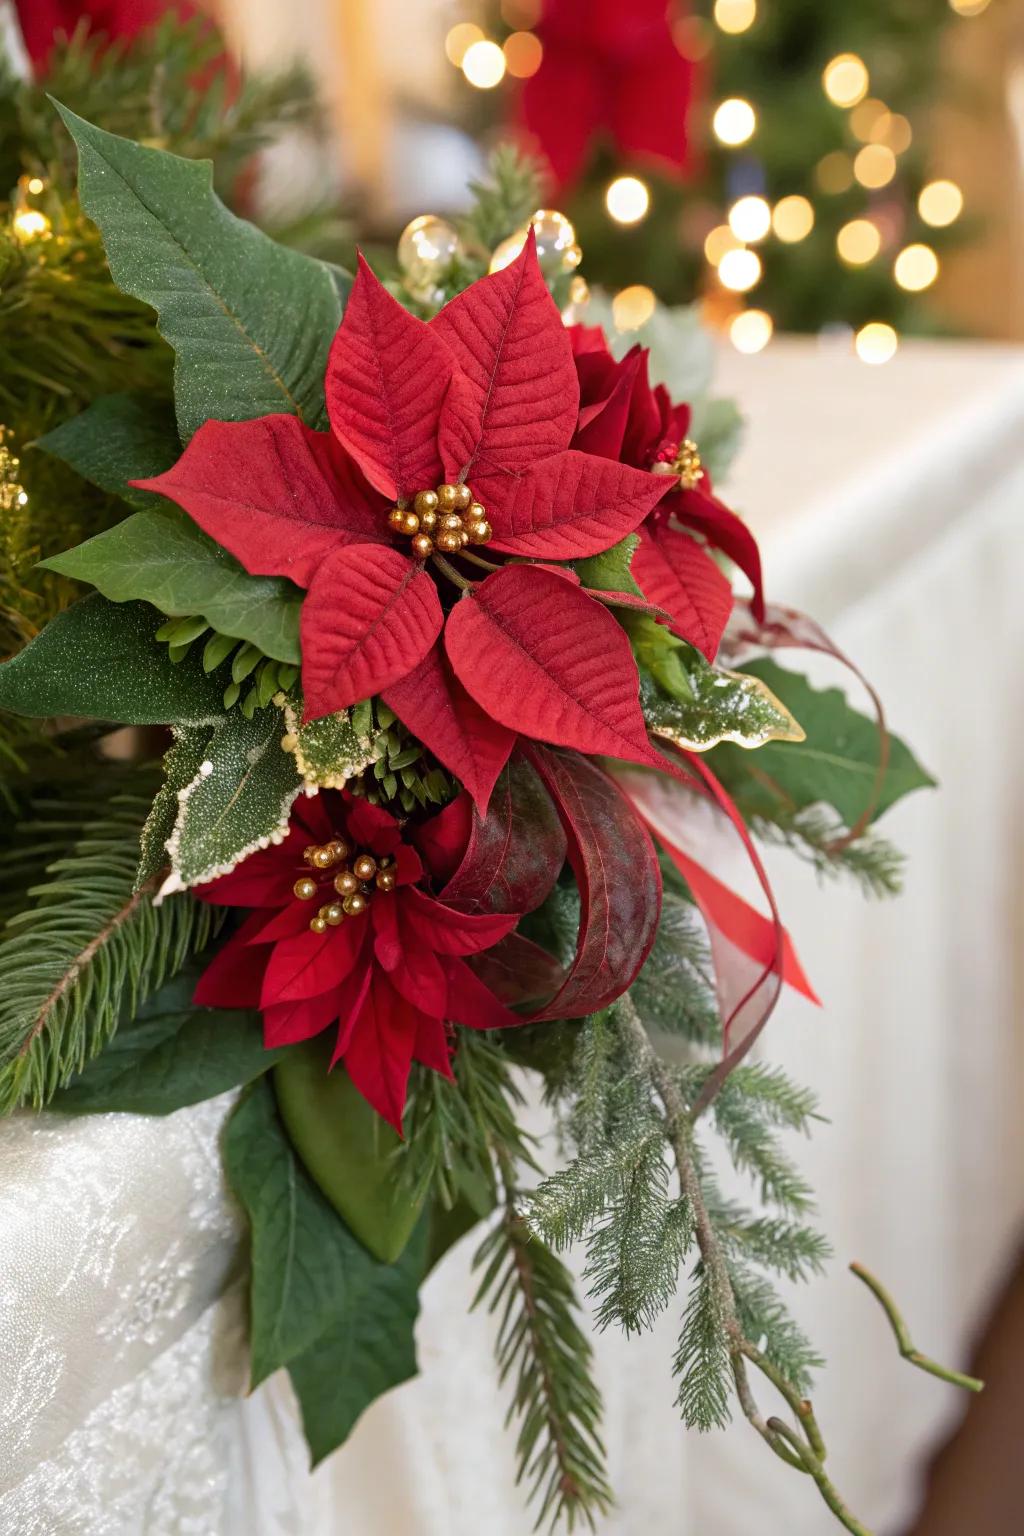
[55,102,347,439]
[0,595,225,724]
[36,393,181,511]
[136,724,215,889]
[280,698,384,790]
[710,659,935,826]
[163,705,303,890]
[52,967,280,1116]
[641,659,804,753]
[42,509,303,663]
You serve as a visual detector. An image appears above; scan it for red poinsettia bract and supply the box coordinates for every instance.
[136,237,669,812]
[569,324,766,658]
[192,793,521,1131]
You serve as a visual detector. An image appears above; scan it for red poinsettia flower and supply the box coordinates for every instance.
[15,0,206,72]
[136,238,670,811]
[568,323,766,660]
[192,792,522,1131]
[518,0,699,194]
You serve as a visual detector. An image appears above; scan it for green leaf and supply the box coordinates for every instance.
[52,965,279,1115]
[164,704,302,889]
[688,395,744,484]
[281,697,385,790]
[137,724,215,888]
[42,509,303,663]
[35,393,181,511]
[276,1041,426,1264]
[0,791,220,1115]
[574,534,642,597]
[642,657,805,752]
[710,659,936,827]
[0,595,226,724]
[54,101,347,439]
[225,1076,425,1421]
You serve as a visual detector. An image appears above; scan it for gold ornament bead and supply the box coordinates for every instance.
[459,528,470,546]
[309,915,328,934]
[414,489,439,516]
[529,208,577,271]
[342,891,368,916]
[334,869,359,895]
[452,483,472,510]
[400,510,420,535]
[378,854,394,869]
[310,845,336,870]
[293,876,318,901]
[324,902,346,926]
[674,440,704,491]
[436,530,462,553]
[467,518,493,544]
[353,853,377,880]
[419,508,438,532]
[437,483,461,510]
[411,533,434,559]
[467,501,486,523]
[388,506,406,531]
[397,214,460,301]
[440,512,463,532]
[376,868,397,892]
[327,837,350,860]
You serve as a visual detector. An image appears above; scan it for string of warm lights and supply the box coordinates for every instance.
[442,0,984,361]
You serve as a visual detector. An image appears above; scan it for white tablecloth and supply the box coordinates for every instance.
[3,338,1023,1535]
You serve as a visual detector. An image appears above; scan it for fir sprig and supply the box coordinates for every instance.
[0,785,221,1113]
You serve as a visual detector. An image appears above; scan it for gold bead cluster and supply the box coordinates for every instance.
[387,482,492,559]
[293,837,397,933]
[673,440,705,491]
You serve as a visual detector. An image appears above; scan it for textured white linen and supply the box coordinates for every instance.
[2,338,1022,1534]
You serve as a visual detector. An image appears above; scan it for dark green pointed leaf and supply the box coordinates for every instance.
[0,595,225,723]
[136,725,215,889]
[35,393,180,511]
[275,1042,426,1265]
[52,967,279,1115]
[54,101,346,439]
[165,704,302,889]
[42,509,302,663]
[225,1076,426,1414]
[710,659,935,826]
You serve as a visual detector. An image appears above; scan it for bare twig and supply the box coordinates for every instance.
[850,1263,985,1394]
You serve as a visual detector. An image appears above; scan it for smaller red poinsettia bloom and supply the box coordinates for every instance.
[135,237,670,811]
[518,0,699,194]
[568,324,766,661]
[192,793,522,1132]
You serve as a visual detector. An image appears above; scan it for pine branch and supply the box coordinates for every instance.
[630,890,720,1045]
[474,1163,613,1533]
[752,809,904,898]
[459,143,545,255]
[674,1262,733,1431]
[0,787,221,1113]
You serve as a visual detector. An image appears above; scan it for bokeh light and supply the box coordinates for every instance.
[816,152,854,194]
[712,98,757,146]
[501,0,541,22]
[704,224,741,266]
[612,285,657,331]
[605,176,651,225]
[823,53,869,108]
[12,209,50,239]
[445,22,483,65]
[836,219,881,265]
[918,179,963,226]
[894,243,939,291]
[718,247,762,292]
[772,195,815,242]
[730,308,774,353]
[854,143,897,188]
[949,0,990,14]
[855,322,898,364]
[728,195,771,243]
[503,31,543,78]
[462,39,507,89]
[871,112,912,154]
[849,98,887,142]
[713,0,757,34]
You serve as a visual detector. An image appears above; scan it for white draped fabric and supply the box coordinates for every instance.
[3,338,1023,1535]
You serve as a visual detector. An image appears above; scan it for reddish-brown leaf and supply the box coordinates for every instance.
[480,449,668,561]
[442,752,566,915]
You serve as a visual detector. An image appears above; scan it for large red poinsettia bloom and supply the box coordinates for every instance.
[137,237,670,813]
[518,0,699,194]
[568,324,765,662]
[193,793,521,1131]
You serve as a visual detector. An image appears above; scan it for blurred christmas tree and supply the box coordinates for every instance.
[441,0,985,355]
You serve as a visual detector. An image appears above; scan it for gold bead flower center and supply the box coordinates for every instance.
[653,438,705,492]
[388,481,492,559]
[293,837,396,933]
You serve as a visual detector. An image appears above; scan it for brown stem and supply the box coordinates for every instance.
[456,549,502,573]
[430,552,473,591]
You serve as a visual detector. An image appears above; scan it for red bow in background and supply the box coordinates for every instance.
[13,0,202,73]
[518,0,699,193]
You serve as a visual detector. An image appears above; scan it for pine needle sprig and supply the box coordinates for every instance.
[0,787,221,1114]
[459,143,545,256]
[474,1174,613,1533]
[674,1261,733,1431]
[752,809,905,898]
